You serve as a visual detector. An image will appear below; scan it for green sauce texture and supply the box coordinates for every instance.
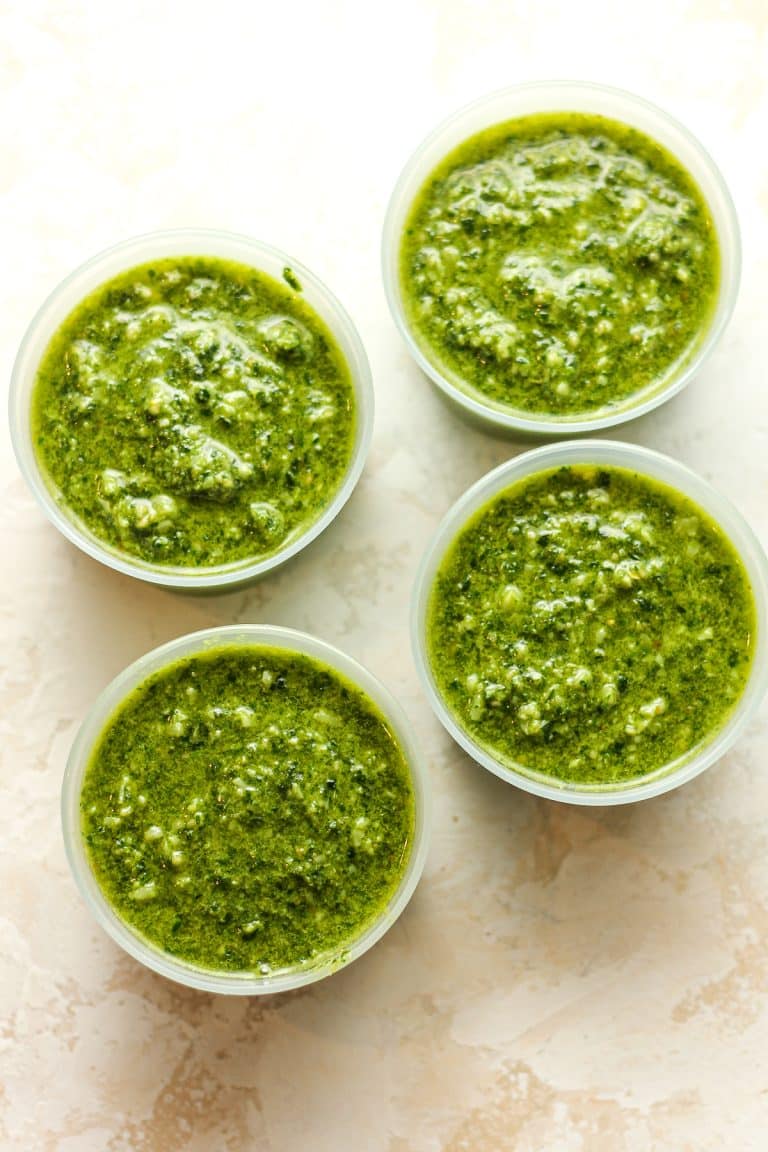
[81,646,415,973]
[400,113,719,417]
[33,257,356,568]
[428,466,755,785]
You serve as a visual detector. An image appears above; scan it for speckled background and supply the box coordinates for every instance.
[2,1,768,1148]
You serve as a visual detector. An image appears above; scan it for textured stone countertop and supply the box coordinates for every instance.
[2,2,768,1148]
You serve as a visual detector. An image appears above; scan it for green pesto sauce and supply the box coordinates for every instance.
[33,257,355,569]
[80,646,414,973]
[428,466,754,786]
[400,113,720,418]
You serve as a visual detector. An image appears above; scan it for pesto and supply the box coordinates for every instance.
[428,466,755,785]
[32,257,355,568]
[282,267,303,292]
[400,113,720,418]
[80,646,415,973]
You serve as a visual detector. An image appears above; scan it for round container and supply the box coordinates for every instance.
[62,625,430,994]
[383,82,740,437]
[10,229,374,590]
[412,440,768,805]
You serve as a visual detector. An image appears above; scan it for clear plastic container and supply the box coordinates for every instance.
[382,82,740,437]
[10,229,374,590]
[412,440,768,805]
[62,624,431,994]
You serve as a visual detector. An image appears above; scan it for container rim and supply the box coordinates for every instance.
[62,624,431,993]
[411,439,768,805]
[382,80,741,436]
[10,228,374,589]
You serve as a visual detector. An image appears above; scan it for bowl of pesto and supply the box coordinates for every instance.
[383,83,740,434]
[413,441,768,804]
[62,625,429,993]
[10,230,373,588]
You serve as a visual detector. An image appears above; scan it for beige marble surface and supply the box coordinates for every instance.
[3,1,768,1147]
